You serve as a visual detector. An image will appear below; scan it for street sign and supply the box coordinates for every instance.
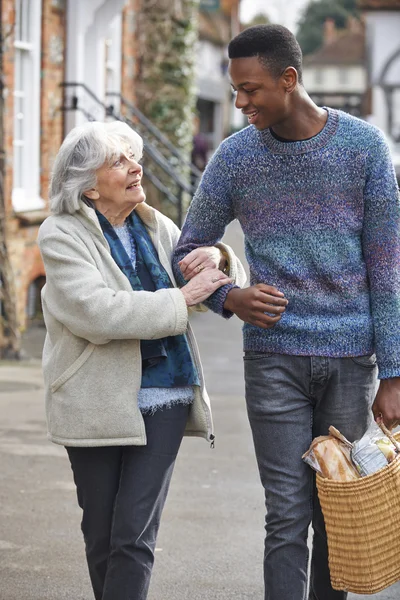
[200,0,220,11]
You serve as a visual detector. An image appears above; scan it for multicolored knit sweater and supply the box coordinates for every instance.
[173,108,400,379]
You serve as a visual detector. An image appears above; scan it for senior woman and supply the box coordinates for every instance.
[38,120,245,600]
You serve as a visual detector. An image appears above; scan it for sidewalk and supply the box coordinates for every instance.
[1,313,399,599]
[1,222,399,599]
[0,309,263,600]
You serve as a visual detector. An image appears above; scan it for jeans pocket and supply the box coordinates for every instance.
[243,351,275,361]
[350,353,377,368]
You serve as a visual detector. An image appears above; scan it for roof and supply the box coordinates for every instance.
[304,31,365,66]
[358,0,400,9]
[199,10,231,46]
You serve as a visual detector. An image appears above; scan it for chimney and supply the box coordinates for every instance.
[347,16,363,34]
[324,18,337,46]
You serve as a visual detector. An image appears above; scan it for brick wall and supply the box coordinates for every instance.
[2,0,141,332]
[2,0,15,217]
[40,0,66,202]
[3,0,66,331]
[121,0,139,108]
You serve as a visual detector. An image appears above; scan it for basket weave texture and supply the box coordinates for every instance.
[316,431,400,594]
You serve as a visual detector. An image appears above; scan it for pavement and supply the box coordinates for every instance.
[0,221,399,599]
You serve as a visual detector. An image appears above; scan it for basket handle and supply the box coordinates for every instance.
[378,421,400,452]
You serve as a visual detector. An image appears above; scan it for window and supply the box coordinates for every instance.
[13,0,44,211]
[338,68,349,85]
[315,69,324,85]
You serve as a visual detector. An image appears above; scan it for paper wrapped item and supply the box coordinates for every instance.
[302,427,360,481]
[351,422,398,476]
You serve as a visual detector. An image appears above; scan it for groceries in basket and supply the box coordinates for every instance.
[351,421,398,476]
[302,422,400,481]
[302,426,360,481]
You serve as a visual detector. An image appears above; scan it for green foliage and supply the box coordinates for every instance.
[137,2,199,156]
[135,1,200,221]
[243,12,270,27]
[296,0,359,56]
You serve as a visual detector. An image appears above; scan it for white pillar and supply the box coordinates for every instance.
[105,14,123,114]
[65,0,127,133]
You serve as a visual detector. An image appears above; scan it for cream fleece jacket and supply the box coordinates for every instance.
[38,201,245,447]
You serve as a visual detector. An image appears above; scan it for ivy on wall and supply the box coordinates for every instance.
[135,0,200,160]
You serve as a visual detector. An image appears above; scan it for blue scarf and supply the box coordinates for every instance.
[96,209,199,389]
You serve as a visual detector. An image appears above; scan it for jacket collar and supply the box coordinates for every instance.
[73,199,174,284]
[74,200,158,240]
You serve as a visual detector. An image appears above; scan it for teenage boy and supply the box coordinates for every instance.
[173,25,400,600]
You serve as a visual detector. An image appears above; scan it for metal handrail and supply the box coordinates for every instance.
[61,82,199,184]
[61,83,195,191]
[117,112,193,195]
[60,82,198,223]
[60,95,183,218]
[106,91,202,180]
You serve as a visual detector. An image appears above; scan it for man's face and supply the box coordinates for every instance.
[229,56,288,131]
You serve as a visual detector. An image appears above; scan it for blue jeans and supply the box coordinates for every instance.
[67,404,189,600]
[244,353,378,600]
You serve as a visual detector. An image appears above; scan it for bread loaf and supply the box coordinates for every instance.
[312,438,360,481]
[303,434,361,481]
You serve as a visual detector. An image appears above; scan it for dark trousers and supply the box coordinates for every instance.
[67,404,189,600]
[244,353,377,600]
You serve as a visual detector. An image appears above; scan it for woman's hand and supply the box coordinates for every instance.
[180,269,233,306]
[178,247,226,281]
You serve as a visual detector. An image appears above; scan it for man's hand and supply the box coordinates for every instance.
[224,284,288,329]
[372,377,400,430]
[178,247,226,281]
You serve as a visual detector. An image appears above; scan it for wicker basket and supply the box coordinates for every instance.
[316,427,400,594]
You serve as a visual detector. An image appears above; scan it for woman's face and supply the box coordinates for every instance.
[93,145,146,215]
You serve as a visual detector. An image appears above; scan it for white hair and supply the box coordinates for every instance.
[49,121,144,214]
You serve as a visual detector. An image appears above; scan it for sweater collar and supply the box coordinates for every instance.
[259,107,339,155]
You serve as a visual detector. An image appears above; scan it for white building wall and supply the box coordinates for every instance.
[196,40,225,83]
[65,0,127,132]
[364,11,400,135]
[195,39,229,148]
[364,12,400,84]
[105,14,123,114]
[303,66,366,94]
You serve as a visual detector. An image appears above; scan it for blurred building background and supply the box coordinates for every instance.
[359,0,400,170]
[298,0,400,174]
[196,1,239,154]
[0,0,399,355]
[0,0,240,350]
[302,17,367,117]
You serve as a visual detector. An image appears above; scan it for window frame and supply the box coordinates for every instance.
[12,0,44,212]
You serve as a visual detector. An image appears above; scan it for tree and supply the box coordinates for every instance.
[135,0,199,161]
[296,0,359,56]
[134,0,200,221]
[244,12,270,27]
[0,8,20,359]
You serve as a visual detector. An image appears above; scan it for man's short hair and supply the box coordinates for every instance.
[228,24,303,85]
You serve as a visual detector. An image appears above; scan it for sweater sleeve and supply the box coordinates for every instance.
[173,145,239,317]
[362,130,400,379]
[39,230,188,346]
